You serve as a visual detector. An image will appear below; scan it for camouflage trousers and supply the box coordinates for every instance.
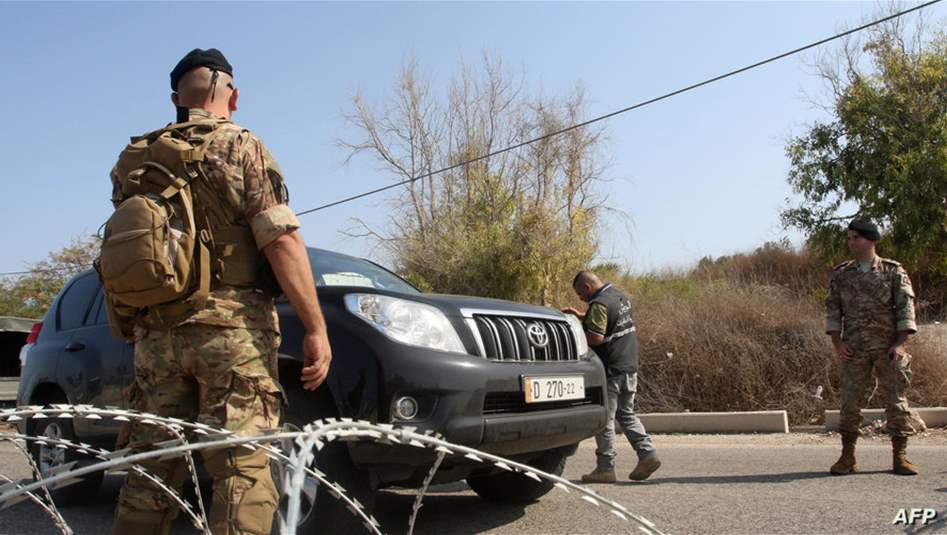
[112,324,283,535]
[838,348,919,437]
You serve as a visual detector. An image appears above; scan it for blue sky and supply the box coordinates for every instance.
[1,1,943,276]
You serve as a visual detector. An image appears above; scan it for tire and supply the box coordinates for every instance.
[466,447,569,504]
[274,382,378,535]
[30,417,104,507]
[271,423,319,534]
[310,440,377,534]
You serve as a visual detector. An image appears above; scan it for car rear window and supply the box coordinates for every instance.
[57,275,100,331]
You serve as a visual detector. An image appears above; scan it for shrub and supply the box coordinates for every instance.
[560,245,947,425]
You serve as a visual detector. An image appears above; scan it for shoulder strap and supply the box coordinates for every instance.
[833,260,854,271]
[146,122,228,199]
[172,119,229,163]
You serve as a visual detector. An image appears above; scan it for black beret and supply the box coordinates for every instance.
[170,48,233,91]
[848,219,880,241]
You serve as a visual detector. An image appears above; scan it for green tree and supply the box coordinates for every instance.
[339,55,608,305]
[0,237,99,318]
[782,17,947,273]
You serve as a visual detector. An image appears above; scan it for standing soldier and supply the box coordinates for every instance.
[562,271,661,483]
[108,49,332,534]
[826,220,921,476]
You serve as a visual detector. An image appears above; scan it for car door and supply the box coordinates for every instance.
[51,273,99,404]
[84,290,135,408]
[54,274,129,442]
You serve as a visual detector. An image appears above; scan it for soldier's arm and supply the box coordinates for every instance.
[890,267,917,360]
[893,266,918,334]
[825,271,853,360]
[243,135,332,390]
[825,271,843,335]
[264,232,331,388]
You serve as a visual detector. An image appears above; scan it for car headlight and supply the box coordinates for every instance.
[563,314,591,357]
[345,294,467,354]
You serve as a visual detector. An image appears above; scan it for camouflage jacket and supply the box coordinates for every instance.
[825,256,917,350]
[110,108,301,333]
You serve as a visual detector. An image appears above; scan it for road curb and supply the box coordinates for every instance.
[638,410,789,433]
[823,407,947,430]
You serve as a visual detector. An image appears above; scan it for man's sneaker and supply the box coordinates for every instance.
[581,468,617,483]
[629,455,661,481]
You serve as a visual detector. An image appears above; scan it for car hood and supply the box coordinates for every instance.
[417,293,566,319]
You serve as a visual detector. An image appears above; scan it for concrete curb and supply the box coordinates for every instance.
[823,407,947,430]
[638,410,789,434]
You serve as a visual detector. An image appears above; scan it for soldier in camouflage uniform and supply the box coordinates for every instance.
[111,49,332,535]
[825,219,920,477]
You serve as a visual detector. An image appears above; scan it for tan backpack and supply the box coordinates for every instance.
[95,119,226,336]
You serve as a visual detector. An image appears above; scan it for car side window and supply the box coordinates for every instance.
[57,275,100,331]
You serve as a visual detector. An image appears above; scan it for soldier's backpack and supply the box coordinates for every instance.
[95,119,228,337]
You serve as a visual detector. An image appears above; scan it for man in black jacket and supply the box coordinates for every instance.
[562,271,660,483]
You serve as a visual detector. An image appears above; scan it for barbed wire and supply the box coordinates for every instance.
[0,405,382,535]
[0,437,72,535]
[0,405,665,535]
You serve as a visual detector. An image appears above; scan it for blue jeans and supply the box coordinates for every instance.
[595,372,656,470]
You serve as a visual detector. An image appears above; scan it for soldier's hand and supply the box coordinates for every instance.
[888,344,908,361]
[833,340,855,361]
[301,331,332,390]
[560,307,580,317]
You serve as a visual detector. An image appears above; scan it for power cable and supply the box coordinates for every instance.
[0,0,940,278]
[0,266,89,277]
[294,0,941,217]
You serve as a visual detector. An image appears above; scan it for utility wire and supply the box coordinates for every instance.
[0,0,940,278]
[0,266,89,277]
[294,0,942,217]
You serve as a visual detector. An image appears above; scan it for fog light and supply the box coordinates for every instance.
[393,396,419,420]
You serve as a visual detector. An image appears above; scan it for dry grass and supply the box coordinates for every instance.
[575,245,947,425]
[629,281,835,424]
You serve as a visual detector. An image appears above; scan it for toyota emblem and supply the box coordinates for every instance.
[527,323,549,348]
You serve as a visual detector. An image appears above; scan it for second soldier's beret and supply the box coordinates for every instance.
[170,48,233,91]
[848,219,880,241]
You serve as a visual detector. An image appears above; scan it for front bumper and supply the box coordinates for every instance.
[346,338,607,476]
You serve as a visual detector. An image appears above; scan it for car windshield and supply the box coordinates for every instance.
[309,249,419,294]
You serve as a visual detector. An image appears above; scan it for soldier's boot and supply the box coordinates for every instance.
[892,436,919,476]
[581,467,617,483]
[829,432,858,475]
[628,454,661,481]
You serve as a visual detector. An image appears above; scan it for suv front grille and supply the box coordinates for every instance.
[470,315,578,362]
[483,387,603,414]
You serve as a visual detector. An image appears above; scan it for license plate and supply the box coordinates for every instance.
[523,375,585,404]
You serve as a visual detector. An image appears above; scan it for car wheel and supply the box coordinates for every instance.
[466,446,569,504]
[275,387,378,534]
[30,417,104,507]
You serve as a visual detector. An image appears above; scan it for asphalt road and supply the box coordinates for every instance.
[0,432,944,535]
[0,380,17,404]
